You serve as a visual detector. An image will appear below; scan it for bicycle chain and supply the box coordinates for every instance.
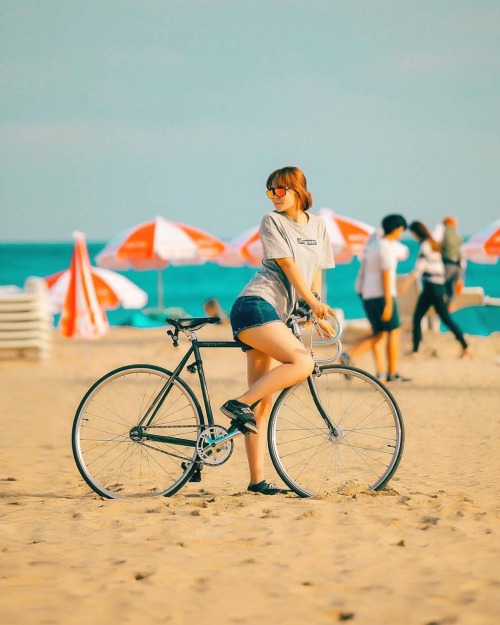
[136,440,193,463]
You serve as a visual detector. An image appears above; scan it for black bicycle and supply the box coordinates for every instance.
[72,313,404,499]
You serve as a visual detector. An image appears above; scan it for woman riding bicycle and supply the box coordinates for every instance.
[220,166,336,495]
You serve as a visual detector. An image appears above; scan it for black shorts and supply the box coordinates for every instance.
[362,297,400,334]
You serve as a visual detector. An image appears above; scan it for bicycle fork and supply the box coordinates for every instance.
[307,372,342,442]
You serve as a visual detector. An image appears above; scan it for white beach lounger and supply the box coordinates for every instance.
[0,278,53,360]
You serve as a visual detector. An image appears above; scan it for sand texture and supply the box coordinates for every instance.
[1,324,499,625]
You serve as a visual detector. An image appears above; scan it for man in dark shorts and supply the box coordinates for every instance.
[363,295,400,335]
[341,214,411,383]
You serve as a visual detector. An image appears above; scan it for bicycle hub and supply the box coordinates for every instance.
[129,426,144,441]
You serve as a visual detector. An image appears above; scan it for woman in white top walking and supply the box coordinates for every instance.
[401,221,470,358]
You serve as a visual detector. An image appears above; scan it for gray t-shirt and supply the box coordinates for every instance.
[239,211,335,320]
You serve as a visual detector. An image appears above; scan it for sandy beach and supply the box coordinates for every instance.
[1,323,499,625]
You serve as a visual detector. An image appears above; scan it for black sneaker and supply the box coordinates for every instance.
[387,373,412,383]
[220,399,258,435]
[247,480,289,495]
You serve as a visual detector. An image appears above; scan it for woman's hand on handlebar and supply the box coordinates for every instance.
[310,301,337,339]
[310,300,335,322]
[315,316,336,339]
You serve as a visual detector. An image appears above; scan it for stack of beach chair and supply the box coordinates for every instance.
[0,277,53,360]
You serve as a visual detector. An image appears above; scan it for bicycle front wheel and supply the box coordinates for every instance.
[268,365,404,497]
[72,365,203,498]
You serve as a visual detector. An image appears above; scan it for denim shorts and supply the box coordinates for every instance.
[230,296,281,349]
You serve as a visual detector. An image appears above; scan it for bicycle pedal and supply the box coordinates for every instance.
[229,419,250,436]
[181,462,203,482]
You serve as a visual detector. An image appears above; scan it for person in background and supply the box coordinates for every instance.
[440,216,465,309]
[203,298,229,323]
[400,221,471,359]
[340,214,410,383]
[220,166,336,495]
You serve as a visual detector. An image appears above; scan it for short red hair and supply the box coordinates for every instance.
[266,166,313,212]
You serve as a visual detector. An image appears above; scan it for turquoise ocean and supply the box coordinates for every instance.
[1,241,499,335]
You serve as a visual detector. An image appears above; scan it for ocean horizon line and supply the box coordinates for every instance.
[0,231,479,246]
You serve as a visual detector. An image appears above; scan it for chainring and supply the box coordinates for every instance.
[196,425,234,466]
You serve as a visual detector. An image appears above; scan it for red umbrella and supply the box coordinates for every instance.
[463,219,500,264]
[58,232,109,339]
[96,217,225,308]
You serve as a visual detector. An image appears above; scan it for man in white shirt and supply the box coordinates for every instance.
[341,214,410,382]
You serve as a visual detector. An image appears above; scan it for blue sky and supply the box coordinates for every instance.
[1,0,499,241]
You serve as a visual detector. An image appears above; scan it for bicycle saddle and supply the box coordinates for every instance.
[166,317,221,331]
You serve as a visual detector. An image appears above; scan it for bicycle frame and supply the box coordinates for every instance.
[135,317,341,449]
[73,314,404,499]
[134,336,245,447]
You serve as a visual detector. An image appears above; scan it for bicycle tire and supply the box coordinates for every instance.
[268,365,404,498]
[72,364,204,499]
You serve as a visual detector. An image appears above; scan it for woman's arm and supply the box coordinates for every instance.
[399,243,426,295]
[311,269,337,337]
[398,272,416,295]
[276,258,334,320]
[311,269,323,299]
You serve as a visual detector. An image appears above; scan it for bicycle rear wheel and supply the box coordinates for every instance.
[72,365,203,498]
[268,365,404,498]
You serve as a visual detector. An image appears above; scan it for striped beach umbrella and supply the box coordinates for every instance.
[46,266,148,312]
[463,219,500,264]
[318,208,376,263]
[96,217,225,308]
[217,226,262,268]
[217,209,376,268]
[57,232,109,339]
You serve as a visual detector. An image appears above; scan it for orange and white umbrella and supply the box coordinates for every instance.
[318,208,375,263]
[218,209,376,268]
[217,226,262,268]
[46,266,148,311]
[96,217,225,307]
[463,219,500,264]
[56,232,109,339]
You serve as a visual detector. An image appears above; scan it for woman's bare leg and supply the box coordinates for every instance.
[235,321,314,407]
[243,349,274,484]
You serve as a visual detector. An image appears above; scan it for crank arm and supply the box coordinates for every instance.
[206,428,243,446]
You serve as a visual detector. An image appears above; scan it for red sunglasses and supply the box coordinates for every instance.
[266,187,289,199]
